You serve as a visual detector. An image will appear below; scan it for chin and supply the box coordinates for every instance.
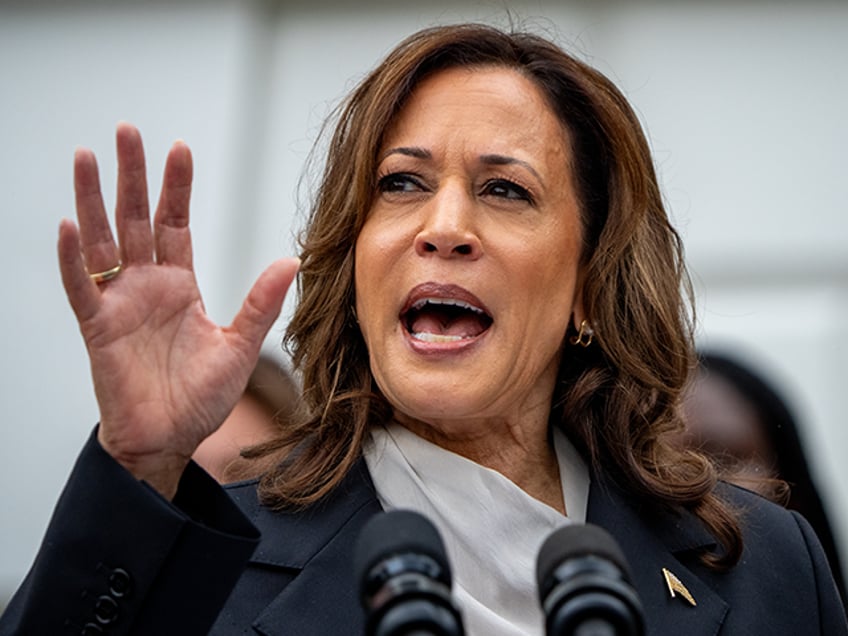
[383,379,501,425]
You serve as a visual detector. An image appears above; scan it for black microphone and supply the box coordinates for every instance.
[355,509,465,636]
[536,524,645,636]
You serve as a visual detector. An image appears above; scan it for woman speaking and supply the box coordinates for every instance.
[1,23,845,635]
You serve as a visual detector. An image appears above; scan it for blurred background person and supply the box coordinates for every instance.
[193,353,301,482]
[680,349,846,603]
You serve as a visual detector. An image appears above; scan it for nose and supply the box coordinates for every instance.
[414,183,482,259]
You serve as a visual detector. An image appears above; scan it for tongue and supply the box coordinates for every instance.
[411,309,487,338]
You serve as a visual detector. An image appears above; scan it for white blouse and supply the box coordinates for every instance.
[363,422,590,636]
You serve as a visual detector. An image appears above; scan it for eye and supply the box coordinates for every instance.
[481,179,533,204]
[377,172,426,193]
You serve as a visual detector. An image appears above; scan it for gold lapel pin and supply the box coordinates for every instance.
[662,567,697,607]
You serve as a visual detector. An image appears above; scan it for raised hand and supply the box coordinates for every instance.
[58,123,299,498]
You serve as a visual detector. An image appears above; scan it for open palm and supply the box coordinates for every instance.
[58,123,298,497]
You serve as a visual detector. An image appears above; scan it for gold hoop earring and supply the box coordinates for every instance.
[570,319,594,347]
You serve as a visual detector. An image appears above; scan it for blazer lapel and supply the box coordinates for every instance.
[233,460,382,636]
[587,478,728,636]
[230,459,732,635]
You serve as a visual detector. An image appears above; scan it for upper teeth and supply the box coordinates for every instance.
[412,297,485,314]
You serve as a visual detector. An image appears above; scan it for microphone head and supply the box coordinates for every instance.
[355,509,453,600]
[536,523,644,636]
[355,510,465,636]
[536,523,632,600]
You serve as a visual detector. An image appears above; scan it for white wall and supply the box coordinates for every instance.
[1,0,846,601]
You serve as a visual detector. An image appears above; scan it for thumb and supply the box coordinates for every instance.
[229,257,300,349]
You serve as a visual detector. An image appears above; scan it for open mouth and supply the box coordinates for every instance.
[402,297,493,343]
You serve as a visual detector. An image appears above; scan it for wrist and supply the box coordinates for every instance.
[96,425,189,500]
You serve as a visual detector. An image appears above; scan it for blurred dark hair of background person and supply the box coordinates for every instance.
[679,349,846,603]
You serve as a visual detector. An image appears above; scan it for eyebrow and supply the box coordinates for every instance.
[380,148,541,181]
[480,154,541,181]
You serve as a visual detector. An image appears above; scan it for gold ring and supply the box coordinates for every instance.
[89,263,123,284]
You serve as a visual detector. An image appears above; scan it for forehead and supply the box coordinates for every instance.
[381,65,571,161]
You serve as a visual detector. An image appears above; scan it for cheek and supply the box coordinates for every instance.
[519,235,582,301]
[353,226,396,343]
[356,218,402,275]
[522,258,582,341]
[353,236,372,343]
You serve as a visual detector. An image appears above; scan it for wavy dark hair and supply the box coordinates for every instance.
[244,23,742,570]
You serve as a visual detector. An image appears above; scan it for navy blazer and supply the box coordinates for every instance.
[2,430,846,635]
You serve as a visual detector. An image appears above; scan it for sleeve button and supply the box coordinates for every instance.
[108,567,132,597]
[94,594,119,625]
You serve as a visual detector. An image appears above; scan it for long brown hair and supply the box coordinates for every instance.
[245,23,741,570]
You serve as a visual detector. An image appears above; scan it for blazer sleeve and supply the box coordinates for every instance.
[793,511,848,634]
[0,428,260,636]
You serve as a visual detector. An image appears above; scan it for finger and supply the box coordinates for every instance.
[74,147,120,276]
[153,140,194,268]
[115,122,154,264]
[229,258,300,353]
[58,218,101,324]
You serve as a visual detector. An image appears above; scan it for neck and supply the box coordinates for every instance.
[394,415,566,514]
